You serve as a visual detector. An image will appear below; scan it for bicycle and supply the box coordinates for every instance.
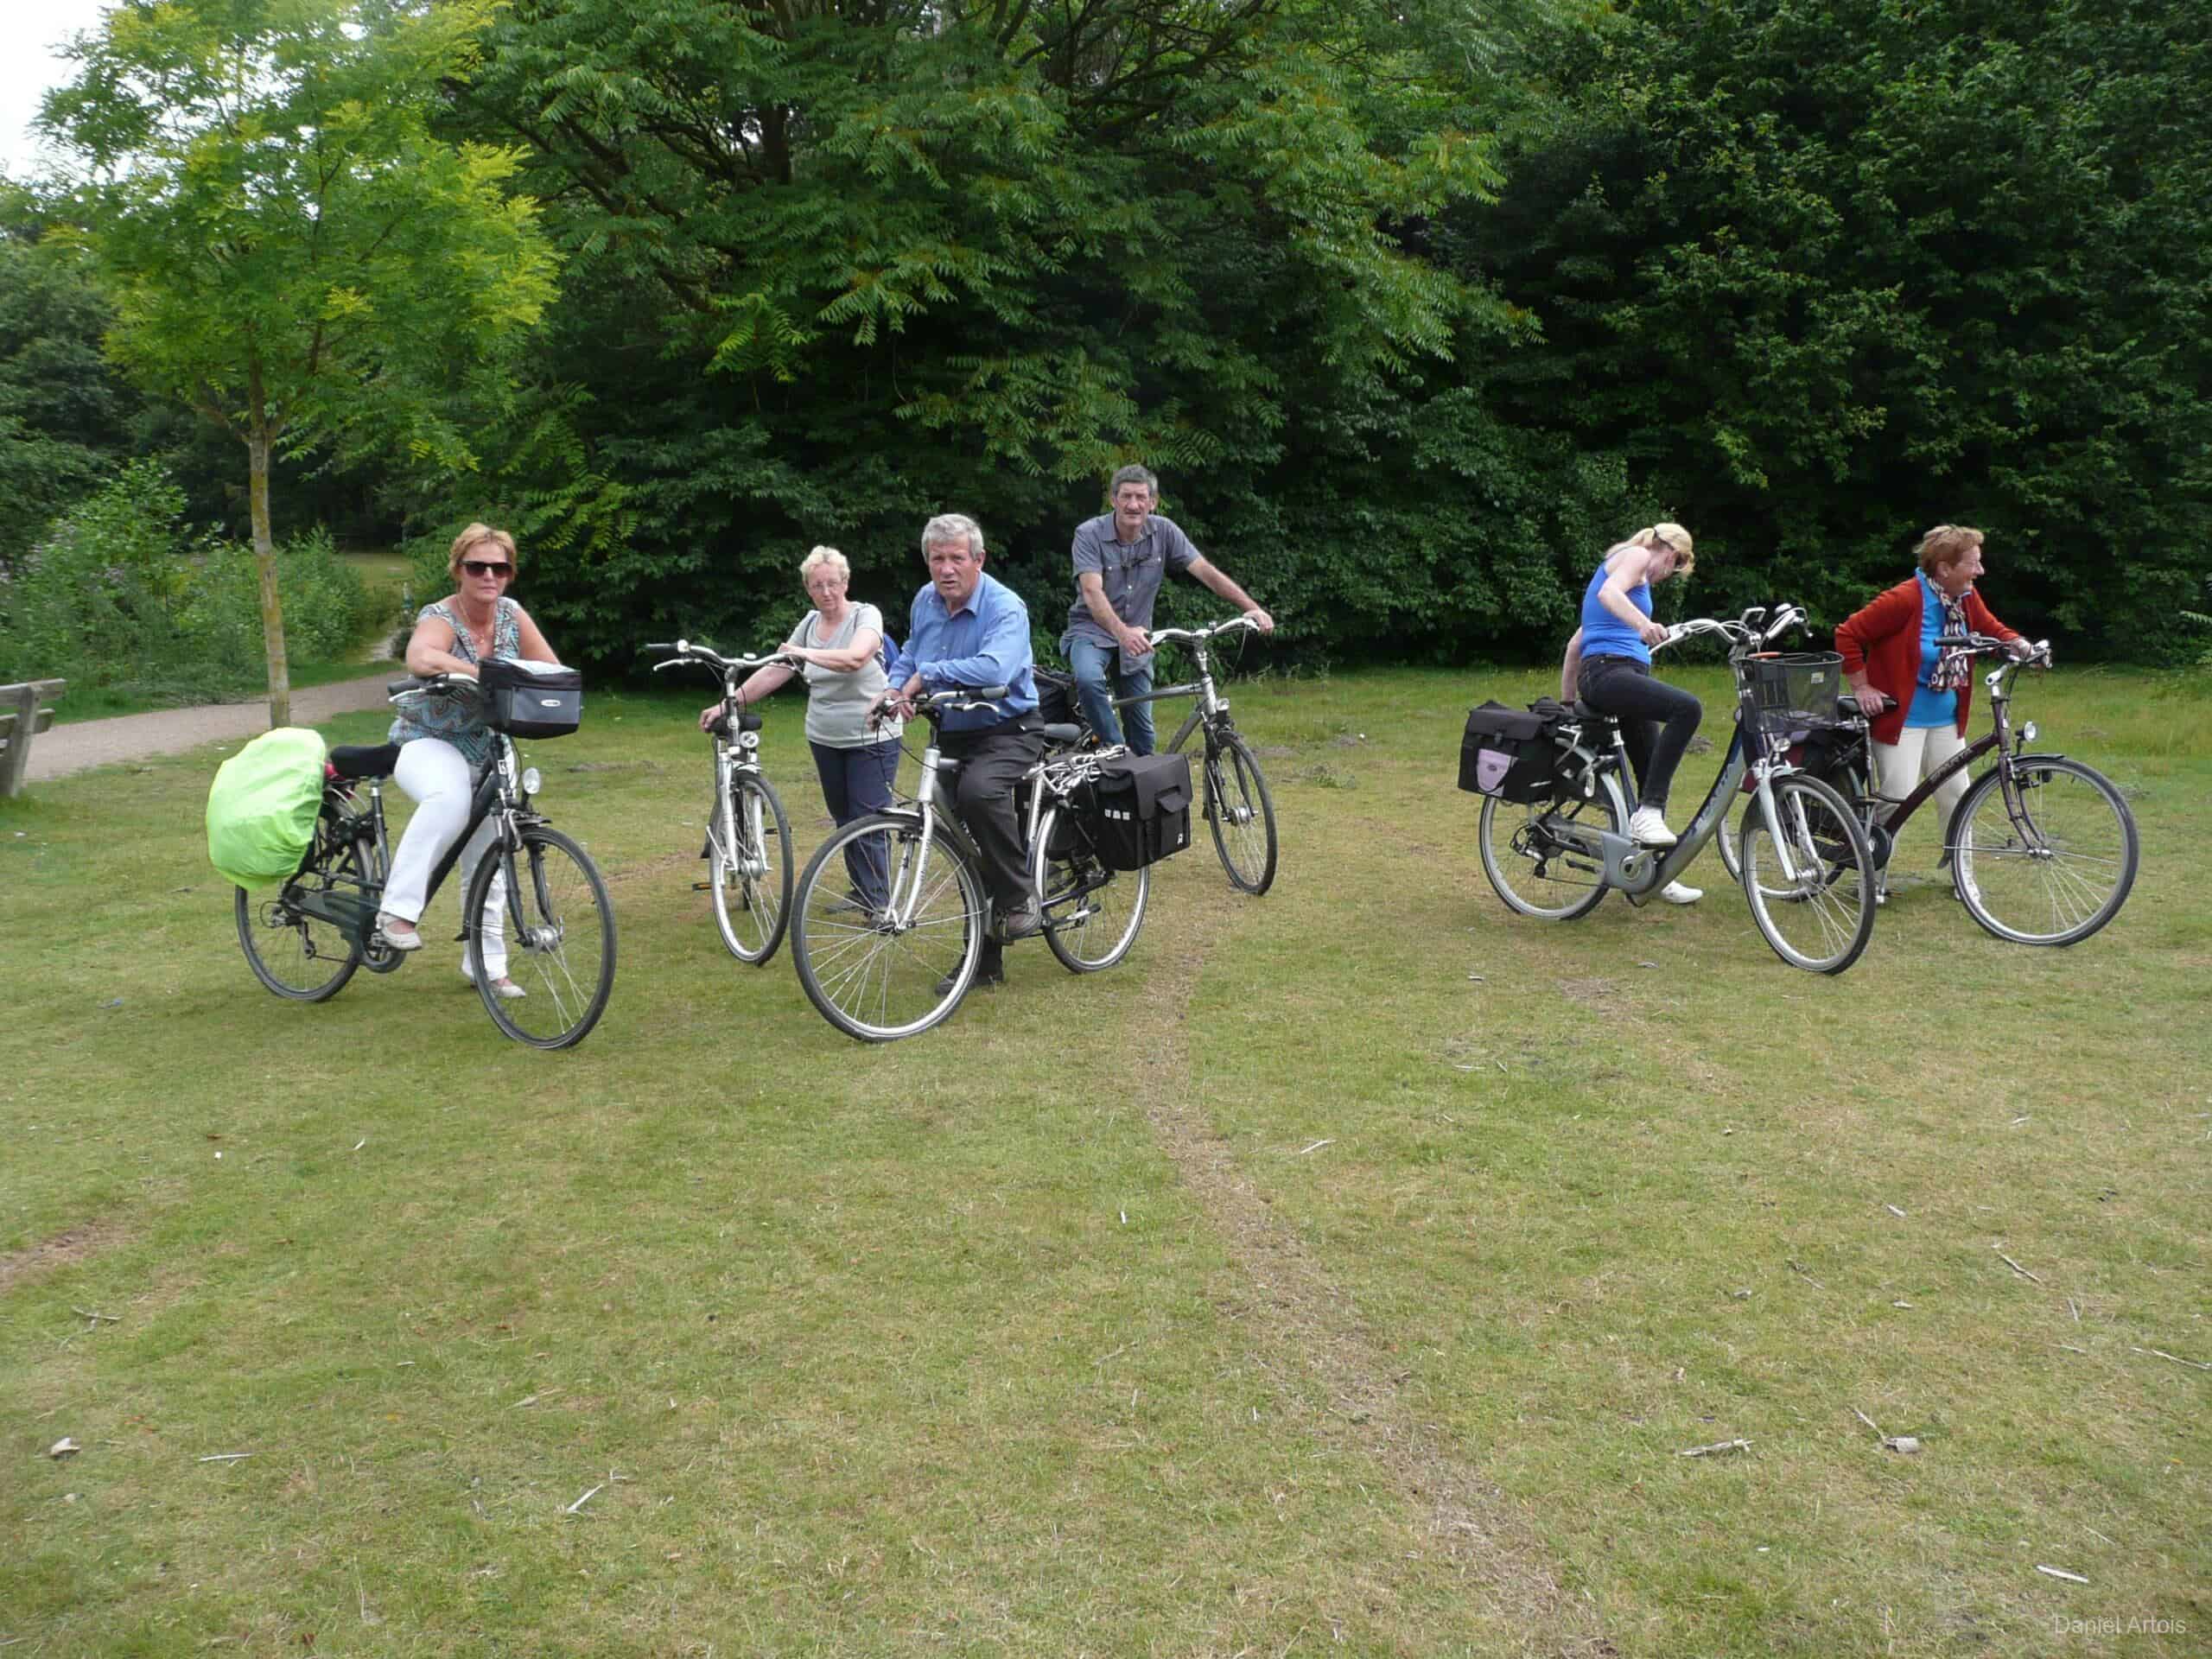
[232,675,618,1048]
[1475,605,1880,975]
[1096,614,1277,894]
[1713,635,2139,945]
[787,689,1151,1041]
[646,639,799,965]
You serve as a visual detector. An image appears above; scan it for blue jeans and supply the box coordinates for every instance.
[1067,634,1156,755]
[810,737,901,908]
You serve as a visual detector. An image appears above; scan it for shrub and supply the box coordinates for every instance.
[0,461,371,704]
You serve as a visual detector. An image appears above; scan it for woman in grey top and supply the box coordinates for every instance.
[698,546,903,909]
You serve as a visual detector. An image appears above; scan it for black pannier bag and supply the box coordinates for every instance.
[1033,668,1079,729]
[479,657,584,739]
[1459,700,1559,802]
[1079,752,1193,870]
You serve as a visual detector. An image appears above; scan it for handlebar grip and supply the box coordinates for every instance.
[643,642,676,654]
[387,677,427,695]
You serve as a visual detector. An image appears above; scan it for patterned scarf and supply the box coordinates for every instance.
[1927,585,1972,693]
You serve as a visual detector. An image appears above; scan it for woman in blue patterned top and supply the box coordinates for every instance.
[374,524,563,997]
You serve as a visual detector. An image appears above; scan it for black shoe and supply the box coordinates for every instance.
[936,964,1005,997]
[998,902,1042,941]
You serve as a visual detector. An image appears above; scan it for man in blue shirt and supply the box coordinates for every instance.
[879,512,1044,980]
[1062,465,1274,753]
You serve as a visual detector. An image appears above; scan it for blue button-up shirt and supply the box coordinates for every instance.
[886,571,1038,732]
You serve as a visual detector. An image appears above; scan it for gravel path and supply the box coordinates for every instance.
[24,674,398,785]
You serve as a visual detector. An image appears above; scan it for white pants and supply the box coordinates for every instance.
[1872,723,1971,847]
[383,738,508,975]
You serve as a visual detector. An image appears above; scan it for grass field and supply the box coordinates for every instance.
[3,662,2205,1656]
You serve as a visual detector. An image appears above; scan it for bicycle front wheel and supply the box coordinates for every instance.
[1738,775,1876,974]
[1033,807,1149,972]
[709,772,792,964]
[1952,757,2139,946]
[1203,728,1277,894]
[791,814,987,1042]
[466,824,618,1049]
[1477,770,1627,921]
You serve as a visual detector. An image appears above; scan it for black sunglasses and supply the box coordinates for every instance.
[461,559,513,578]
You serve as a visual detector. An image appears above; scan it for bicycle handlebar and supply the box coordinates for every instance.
[646,639,798,676]
[387,673,480,701]
[1147,615,1262,648]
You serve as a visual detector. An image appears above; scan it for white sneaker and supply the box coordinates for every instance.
[1628,806,1678,848]
[373,912,423,951]
[1659,880,1703,905]
[460,958,526,1000]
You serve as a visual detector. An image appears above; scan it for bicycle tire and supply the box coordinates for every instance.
[1951,756,2139,946]
[1738,774,1877,974]
[1477,769,1629,921]
[465,823,617,1049]
[1203,728,1278,894]
[791,813,987,1042]
[709,772,792,965]
[1033,807,1149,972]
[235,880,360,1001]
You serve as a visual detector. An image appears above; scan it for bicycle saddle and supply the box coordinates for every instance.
[709,711,765,739]
[1039,722,1085,747]
[1571,702,1617,725]
[329,742,402,779]
[1834,695,1864,719]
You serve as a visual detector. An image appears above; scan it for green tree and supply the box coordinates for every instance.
[430,0,1537,663]
[40,0,557,721]
[1452,0,2212,654]
[0,181,141,572]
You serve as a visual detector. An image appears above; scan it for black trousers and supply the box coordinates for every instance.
[1580,655,1702,810]
[940,716,1046,913]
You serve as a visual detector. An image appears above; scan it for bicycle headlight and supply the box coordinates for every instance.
[521,766,543,797]
[2019,721,2037,746]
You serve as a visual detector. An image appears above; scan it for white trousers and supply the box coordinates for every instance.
[1872,723,1971,845]
[383,738,507,975]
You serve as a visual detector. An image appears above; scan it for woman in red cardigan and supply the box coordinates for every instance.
[1834,525,2031,868]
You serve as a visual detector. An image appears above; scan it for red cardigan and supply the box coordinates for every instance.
[1834,577,2020,745]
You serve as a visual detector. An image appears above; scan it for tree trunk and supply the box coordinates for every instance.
[246,363,290,728]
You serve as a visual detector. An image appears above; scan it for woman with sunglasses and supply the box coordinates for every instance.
[373,523,563,997]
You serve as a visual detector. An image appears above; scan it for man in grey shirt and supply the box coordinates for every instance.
[1060,464,1274,753]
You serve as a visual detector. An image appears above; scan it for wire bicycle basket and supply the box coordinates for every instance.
[1742,651,1845,726]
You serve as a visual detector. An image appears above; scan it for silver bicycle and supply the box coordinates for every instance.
[1477,604,1880,975]
[648,639,799,965]
[788,689,1150,1041]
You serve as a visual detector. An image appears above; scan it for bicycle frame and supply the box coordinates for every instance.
[284,715,534,958]
[1847,650,2048,846]
[1547,660,1813,898]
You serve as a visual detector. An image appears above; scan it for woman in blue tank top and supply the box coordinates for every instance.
[1557,524,1704,901]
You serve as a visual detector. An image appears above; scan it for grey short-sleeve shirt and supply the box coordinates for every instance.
[785,603,900,748]
[1063,512,1200,661]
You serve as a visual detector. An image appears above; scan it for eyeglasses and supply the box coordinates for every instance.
[461,560,513,578]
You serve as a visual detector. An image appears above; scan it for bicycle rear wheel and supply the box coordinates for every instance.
[708,772,792,964]
[236,883,360,1001]
[1477,771,1627,921]
[1738,775,1876,974]
[1951,757,2138,945]
[467,824,617,1049]
[235,816,375,1000]
[1033,807,1149,972]
[791,814,986,1041]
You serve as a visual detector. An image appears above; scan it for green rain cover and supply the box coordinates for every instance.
[207,727,329,889]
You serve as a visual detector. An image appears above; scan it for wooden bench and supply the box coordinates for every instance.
[0,679,67,798]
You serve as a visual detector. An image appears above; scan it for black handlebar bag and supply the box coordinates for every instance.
[480,658,584,739]
[1459,701,1558,802]
[1082,752,1193,870]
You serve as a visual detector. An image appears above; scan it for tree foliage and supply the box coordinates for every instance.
[40,0,558,717]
